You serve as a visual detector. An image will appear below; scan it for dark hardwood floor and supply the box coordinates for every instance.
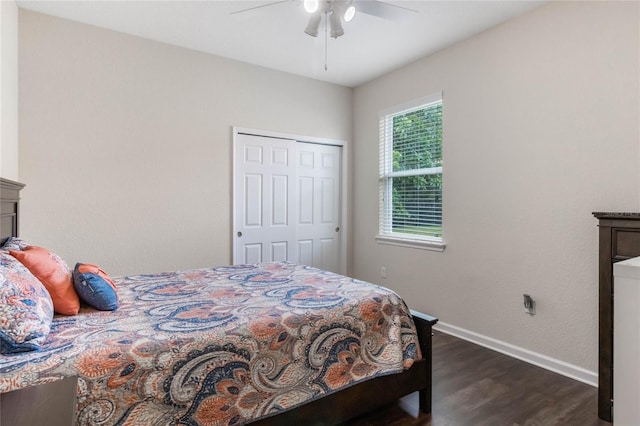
[345,331,610,426]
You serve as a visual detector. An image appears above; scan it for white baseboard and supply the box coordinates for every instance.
[433,321,598,387]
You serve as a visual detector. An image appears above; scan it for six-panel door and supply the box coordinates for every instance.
[234,133,342,273]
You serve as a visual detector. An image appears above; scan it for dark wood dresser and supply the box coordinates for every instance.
[593,212,640,422]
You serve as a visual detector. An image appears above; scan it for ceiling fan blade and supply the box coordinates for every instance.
[230,1,289,15]
[355,1,418,21]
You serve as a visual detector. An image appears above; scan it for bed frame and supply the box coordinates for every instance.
[0,178,24,246]
[0,178,438,425]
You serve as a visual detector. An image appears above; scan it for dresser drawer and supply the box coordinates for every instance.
[612,228,640,260]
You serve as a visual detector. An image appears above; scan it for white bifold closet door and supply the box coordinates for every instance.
[234,133,342,273]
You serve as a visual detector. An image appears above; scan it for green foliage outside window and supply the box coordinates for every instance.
[391,103,442,237]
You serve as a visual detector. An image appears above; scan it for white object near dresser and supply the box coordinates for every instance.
[614,256,640,425]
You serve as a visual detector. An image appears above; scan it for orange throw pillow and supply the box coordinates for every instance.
[10,246,80,315]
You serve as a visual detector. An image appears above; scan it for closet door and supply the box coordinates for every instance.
[295,142,341,273]
[234,133,296,264]
[234,133,342,273]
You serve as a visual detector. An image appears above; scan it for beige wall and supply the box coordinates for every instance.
[18,10,352,276]
[352,1,639,373]
[16,1,640,376]
[1,0,19,181]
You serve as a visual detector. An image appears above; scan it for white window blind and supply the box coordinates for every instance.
[378,93,444,249]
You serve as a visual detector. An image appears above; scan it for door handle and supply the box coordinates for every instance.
[335,227,340,232]
[237,231,243,237]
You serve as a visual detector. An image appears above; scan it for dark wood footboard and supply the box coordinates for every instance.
[251,312,438,425]
[412,310,439,415]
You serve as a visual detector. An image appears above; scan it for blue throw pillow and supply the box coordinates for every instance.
[72,263,118,311]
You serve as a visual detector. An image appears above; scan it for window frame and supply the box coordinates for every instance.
[376,92,445,252]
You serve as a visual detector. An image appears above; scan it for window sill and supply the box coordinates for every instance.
[375,235,446,252]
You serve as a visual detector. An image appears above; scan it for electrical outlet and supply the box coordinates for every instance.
[523,294,535,315]
[380,266,387,278]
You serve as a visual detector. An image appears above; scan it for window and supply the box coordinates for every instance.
[377,93,444,251]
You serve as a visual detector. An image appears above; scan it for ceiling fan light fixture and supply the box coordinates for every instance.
[303,0,319,14]
[344,5,356,22]
[304,12,322,37]
[329,10,344,38]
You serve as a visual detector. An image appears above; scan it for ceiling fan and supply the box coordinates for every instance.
[231,0,417,39]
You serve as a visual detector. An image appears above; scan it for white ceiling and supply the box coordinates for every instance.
[16,0,546,87]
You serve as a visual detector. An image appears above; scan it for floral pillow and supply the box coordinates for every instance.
[0,252,54,354]
[0,237,29,252]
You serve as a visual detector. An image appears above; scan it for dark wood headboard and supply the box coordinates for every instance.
[1,178,25,244]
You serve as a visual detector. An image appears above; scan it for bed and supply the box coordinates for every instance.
[0,178,438,426]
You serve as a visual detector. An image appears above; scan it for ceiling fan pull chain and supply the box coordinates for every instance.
[324,10,328,71]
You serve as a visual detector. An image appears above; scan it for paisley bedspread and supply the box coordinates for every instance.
[0,262,421,425]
